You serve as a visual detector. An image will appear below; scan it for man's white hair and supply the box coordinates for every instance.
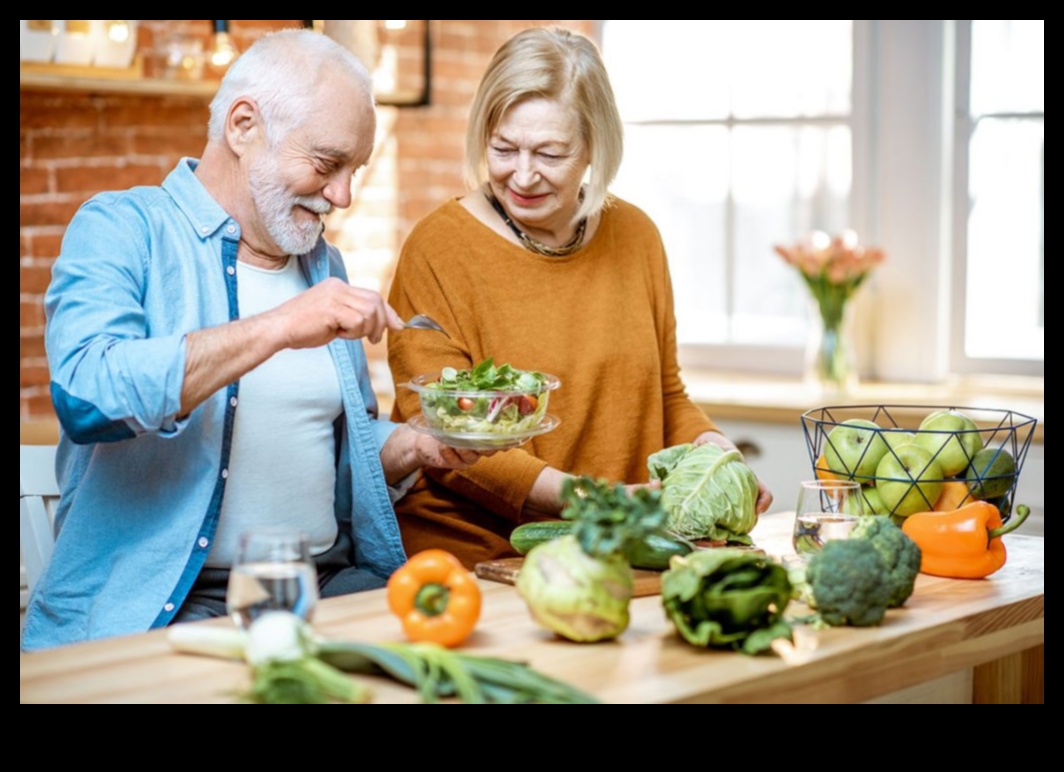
[207,29,373,145]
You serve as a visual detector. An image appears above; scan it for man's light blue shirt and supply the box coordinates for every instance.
[21,159,408,652]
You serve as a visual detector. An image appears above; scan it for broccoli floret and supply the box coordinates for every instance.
[806,540,892,627]
[850,516,922,608]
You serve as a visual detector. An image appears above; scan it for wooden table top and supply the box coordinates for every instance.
[20,513,1044,704]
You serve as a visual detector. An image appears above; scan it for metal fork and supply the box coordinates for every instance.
[402,313,450,338]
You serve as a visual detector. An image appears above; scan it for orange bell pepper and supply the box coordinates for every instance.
[901,502,1031,580]
[387,549,482,648]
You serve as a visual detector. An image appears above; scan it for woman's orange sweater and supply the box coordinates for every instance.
[387,197,718,568]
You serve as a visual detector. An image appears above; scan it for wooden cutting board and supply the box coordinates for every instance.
[475,558,667,597]
[475,543,767,598]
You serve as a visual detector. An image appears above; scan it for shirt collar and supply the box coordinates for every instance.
[162,158,238,240]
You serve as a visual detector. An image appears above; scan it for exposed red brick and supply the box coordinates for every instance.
[20,366,51,389]
[21,335,47,360]
[33,133,130,161]
[20,167,51,196]
[18,19,600,419]
[20,301,45,329]
[20,102,101,132]
[20,265,55,295]
[56,164,165,195]
[24,394,57,420]
[132,131,207,158]
[431,57,484,81]
[21,200,84,229]
[29,233,65,260]
[103,102,211,130]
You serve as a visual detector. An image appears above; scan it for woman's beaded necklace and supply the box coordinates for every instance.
[485,192,587,257]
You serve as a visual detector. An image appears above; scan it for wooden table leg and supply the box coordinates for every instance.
[973,646,1044,704]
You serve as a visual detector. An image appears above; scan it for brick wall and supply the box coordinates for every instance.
[20,20,596,421]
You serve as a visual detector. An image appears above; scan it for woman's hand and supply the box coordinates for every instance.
[624,479,662,497]
[693,431,774,515]
[380,424,492,485]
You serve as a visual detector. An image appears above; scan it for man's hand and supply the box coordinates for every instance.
[694,431,774,515]
[181,281,403,416]
[263,277,404,349]
[380,424,490,486]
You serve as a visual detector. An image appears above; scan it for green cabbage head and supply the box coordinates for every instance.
[648,444,759,544]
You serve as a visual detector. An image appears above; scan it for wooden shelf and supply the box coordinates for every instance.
[20,63,220,99]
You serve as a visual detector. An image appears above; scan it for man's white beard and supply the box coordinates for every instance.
[248,154,333,256]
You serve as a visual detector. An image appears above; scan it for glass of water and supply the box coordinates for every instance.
[226,527,319,629]
[792,480,863,557]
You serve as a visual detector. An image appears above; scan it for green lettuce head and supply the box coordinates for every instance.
[648,444,760,544]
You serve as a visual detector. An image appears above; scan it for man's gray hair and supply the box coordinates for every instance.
[207,29,373,145]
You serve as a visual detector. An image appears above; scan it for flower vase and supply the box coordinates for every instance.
[805,300,858,396]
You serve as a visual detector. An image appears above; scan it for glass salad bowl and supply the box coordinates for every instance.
[403,360,561,451]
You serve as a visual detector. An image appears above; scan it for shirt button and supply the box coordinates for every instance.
[221,469,229,480]
[198,537,210,549]
[200,226,209,235]
[227,225,236,234]
[164,603,176,613]
[230,397,238,408]
[226,266,236,276]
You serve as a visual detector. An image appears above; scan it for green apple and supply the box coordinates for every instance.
[914,410,983,477]
[875,443,945,518]
[966,447,1017,500]
[883,430,915,451]
[881,430,916,463]
[824,419,890,482]
[843,485,886,516]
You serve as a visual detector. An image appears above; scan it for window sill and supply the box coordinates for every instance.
[681,370,1044,444]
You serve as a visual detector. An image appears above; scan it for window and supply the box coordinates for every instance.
[602,20,856,373]
[952,20,1044,375]
[602,20,1045,380]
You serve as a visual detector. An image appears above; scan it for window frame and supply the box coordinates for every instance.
[948,20,1044,378]
[597,20,1044,383]
[597,19,874,377]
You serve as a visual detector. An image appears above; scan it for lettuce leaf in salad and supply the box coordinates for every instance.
[422,358,549,435]
[429,358,546,393]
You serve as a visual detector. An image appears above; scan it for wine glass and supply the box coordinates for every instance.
[226,527,319,629]
[792,480,864,557]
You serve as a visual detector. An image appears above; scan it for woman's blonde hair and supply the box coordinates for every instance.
[464,27,624,223]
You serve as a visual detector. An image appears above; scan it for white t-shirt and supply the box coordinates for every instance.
[206,258,343,568]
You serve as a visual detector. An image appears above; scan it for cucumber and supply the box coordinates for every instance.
[625,532,695,571]
[511,521,573,555]
[510,521,694,571]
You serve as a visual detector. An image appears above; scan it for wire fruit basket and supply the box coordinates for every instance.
[800,405,1038,522]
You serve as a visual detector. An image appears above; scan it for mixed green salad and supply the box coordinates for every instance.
[416,358,555,436]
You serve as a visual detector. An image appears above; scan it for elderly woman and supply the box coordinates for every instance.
[387,27,771,568]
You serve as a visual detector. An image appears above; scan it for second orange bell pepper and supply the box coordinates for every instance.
[901,501,1030,580]
[387,550,482,648]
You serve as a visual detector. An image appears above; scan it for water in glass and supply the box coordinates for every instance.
[226,528,319,628]
[792,480,863,556]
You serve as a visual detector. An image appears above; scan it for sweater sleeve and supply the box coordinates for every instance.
[387,211,549,522]
[657,236,721,448]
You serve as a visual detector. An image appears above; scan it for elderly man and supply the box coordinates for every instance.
[22,30,476,652]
